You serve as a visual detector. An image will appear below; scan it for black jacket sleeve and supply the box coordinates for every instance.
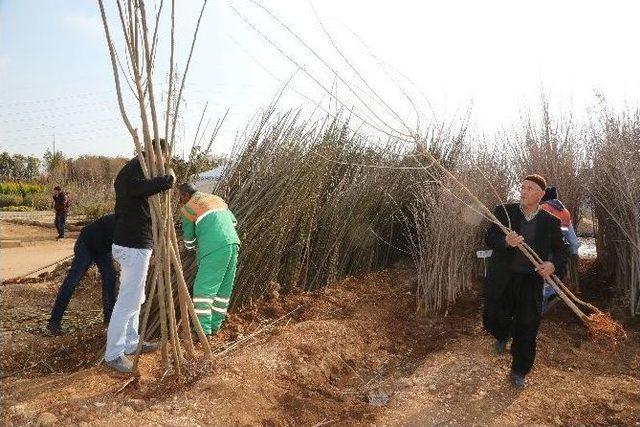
[128,163,174,197]
[485,205,509,251]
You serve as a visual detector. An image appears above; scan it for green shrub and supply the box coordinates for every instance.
[0,182,44,196]
[23,192,52,210]
[0,182,17,195]
[76,202,113,221]
[0,194,24,207]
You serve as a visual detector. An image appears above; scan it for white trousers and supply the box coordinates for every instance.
[104,244,152,362]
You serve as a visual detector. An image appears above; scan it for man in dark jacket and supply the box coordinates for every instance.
[104,147,175,374]
[483,174,568,389]
[53,186,70,239]
[47,214,117,336]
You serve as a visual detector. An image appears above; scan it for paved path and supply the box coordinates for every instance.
[0,211,84,222]
[1,239,76,281]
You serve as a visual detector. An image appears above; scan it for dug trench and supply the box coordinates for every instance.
[1,260,639,426]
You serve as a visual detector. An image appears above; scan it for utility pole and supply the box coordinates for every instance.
[42,124,56,156]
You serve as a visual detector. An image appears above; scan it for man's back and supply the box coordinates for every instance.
[53,192,69,213]
[80,214,117,256]
[181,192,240,258]
[541,199,571,227]
[114,158,150,248]
[113,156,174,249]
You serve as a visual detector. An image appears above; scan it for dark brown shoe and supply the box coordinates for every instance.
[47,321,64,336]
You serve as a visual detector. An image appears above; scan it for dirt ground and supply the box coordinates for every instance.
[0,219,80,243]
[0,211,85,225]
[1,220,78,281]
[1,267,638,427]
[1,240,77,282]
[1,220,57,242]
[0,223,638,426]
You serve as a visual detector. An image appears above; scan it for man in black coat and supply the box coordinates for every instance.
[48,214,117,335]
[104,145,175,374]
[483,174,568,388]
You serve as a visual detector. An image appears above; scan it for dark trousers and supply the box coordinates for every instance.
[55,212,67,237]
[483,272,543,375]
[49,238,117,325]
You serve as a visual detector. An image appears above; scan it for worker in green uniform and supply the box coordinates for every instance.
[178,183,241,335]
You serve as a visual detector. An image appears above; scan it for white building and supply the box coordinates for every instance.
[193,165,226,193]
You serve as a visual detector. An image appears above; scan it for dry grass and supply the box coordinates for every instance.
[505,97,588,221]
[210,111,411,308]
[408,186,477,313]
[589,108,640,316]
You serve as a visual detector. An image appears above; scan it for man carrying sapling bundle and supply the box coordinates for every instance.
[104,139,176,374]
[482,174,568,389]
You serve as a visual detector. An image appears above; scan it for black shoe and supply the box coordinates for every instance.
[47,321,64,336]
[493,339,507,356]
[510,370,526,389]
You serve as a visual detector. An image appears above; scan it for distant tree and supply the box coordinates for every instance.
[24,156,41,179]
[0,152,14,179]
[67,155,127,185]
[0,151,40,181]
[11,154,28,180]
[0,153,40,180]
[44,149,68,184]
[43,149,66,173]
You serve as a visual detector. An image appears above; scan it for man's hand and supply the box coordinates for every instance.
[505,231,524,247]
[535,261,555,278]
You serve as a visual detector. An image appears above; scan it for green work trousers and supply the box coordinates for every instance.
[192,244,239,334]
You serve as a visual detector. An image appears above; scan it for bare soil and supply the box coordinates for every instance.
[1,220,60,242]
[0,225,638,427]
[0,219,80,242]
[0,221,79,281]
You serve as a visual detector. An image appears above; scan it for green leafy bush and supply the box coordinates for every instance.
[23,192,52,210]
[75,201,113,221]
[0,181,44,196]
[0,194,24,207]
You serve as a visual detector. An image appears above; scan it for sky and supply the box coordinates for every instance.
[1,0,639,159]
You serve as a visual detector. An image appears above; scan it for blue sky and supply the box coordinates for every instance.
[2,0,640,158]
[0,0,287,158]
